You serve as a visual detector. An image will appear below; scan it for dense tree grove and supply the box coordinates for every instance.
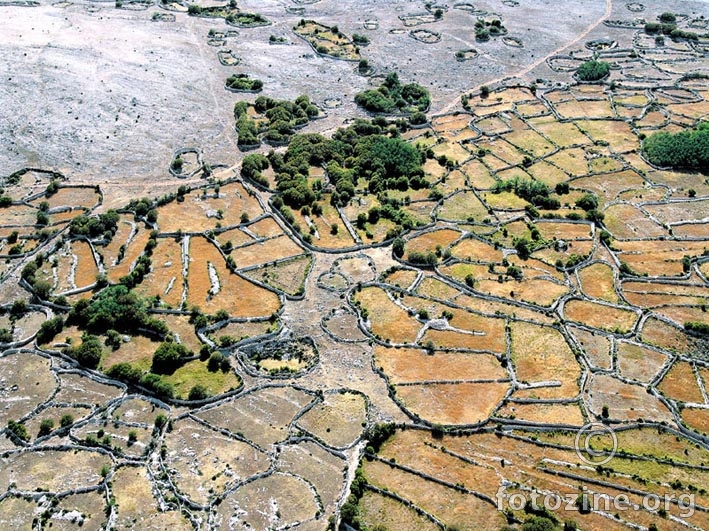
[69,210,120,239]
[272,118,425,210]
[354,72,430,114]
[576,60,611,81]
[642,123,709,172]
[235,95,320,147]
[68,285,168,338]
[493,177,560,210]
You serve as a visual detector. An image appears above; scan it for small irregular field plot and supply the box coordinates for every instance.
[510,321,580,399]
[163,418,270,505]
[296,391,366,449]
[215,473,318,530]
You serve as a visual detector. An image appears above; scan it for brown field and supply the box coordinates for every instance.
[623,292,709,308]
[603,203,667,239]
[196,386,313,447]
[0,204,39,227]
[640,316,698,354]
[156,184,263,234]
[655,305,709,329]
[395,381,509,425]
[164,417,270,505]
[215,226,255,249]
[102,334,159,373]
[112,466,192,531]
[53,241,75,293]
[43,187,99,210]
[437,190,491,222]
[354,286,421,344]
[98,215,136,268]
[474,114,511,135]
[363,451,506,531]
[374,346,506,384]
[616,341,668,383]
[556,98,615,120]
[587,374,673,423]
[72,240,99,288]
[243,254,311,295]
[460,159,497,189]
[232,234,304,269]
[503,126,556,158]
[403,297,508,353]
[546,147,588,176]
[528,116,591,146]
[431,112,472,132]
[0,352,55,425]
[405,228,461,258]
[564,299,637,333]
[510,321,581,400]
[0,449,110,493]
[247,216,284,238]
[527,159,571,187]
[449,236,502,262]
[568,326,612,370]
[415,276,460,300]
[359,490,438,531]
[383,268,419,290]
[134,237,184,307]
[495,402,585,426]
[659,361,704,404]
[422,158,447,180]
[615,240,709,277]
[297,391,366,449]
[208,319,273,345]
[431,140,472,164]
[186,236,280,317]
[516,100,549,117]
[454,292,555,325]
[673,222,709,238]
[578,262,618,302]
[682,408,709,434]
[106,226,151,283]
[438,169,468,193]
[215,473,318,530]
[477,276,569,307]
[536,220,592,240]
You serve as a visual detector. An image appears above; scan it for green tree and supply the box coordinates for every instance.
[576,60,611,81]
[38,418,54,437]
[151,342,190,374]
[70,335,104,369]
[188,384,210,401]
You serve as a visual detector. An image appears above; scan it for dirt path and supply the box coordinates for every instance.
[436,0,613,115]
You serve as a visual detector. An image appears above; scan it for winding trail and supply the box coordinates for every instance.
[436,0,613,115]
